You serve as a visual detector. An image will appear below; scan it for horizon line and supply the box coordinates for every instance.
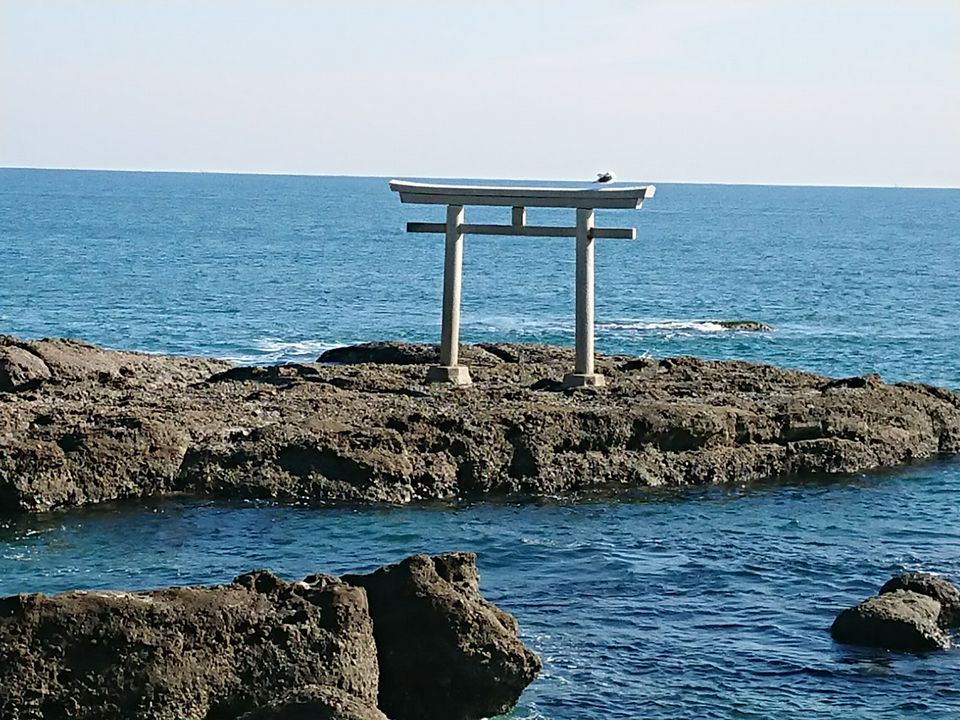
[2,165,958,192]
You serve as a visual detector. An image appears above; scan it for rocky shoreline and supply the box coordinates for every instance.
[0,552,540,720]
[1,335,959,513]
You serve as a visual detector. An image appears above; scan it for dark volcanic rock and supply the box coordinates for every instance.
[0,570,379,720]
[2,337,959,512]
[319,341,577,368]
[831,590,950,651]
[344,552,542,720]
[320,341,443,365]
[880,572,960,628]
[0,553,537,720]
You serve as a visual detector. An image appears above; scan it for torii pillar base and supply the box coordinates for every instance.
[562,372,606,388]
[427,365,472,386]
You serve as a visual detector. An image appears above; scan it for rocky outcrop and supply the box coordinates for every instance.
[1,336,959,512]
[0,553,537,720]
[343,553,542,720]
[880,572,960,628]
[831,573,960,651]
[0,345,51,392]
[0,571,377,719]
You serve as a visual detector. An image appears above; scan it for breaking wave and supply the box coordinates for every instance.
[598,320,729,334]
[221,338,345,365]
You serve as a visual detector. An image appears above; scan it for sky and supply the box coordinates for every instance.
[1,0,958,187]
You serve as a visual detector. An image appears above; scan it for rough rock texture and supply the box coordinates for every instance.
[236,686,388,720]
[0,570,378,720]
[0,345,52,392]
[0,553,536,720]
[831,589,950,651]
[344,552,542,720]
[2,336,959,512]
[880,572,960,628]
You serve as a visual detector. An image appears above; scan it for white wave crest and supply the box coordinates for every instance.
[221,338,345,365]
[597,320,728,334]
[254,338,342,356]
[462,314,569,333]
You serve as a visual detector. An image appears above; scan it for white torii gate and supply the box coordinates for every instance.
[390,180,656,388]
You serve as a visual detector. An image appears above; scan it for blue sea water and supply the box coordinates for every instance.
[1,168,960,718]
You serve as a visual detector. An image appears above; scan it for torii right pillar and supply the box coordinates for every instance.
[563,207,604,388]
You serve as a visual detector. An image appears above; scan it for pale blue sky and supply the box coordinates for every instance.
[1,0,957,186]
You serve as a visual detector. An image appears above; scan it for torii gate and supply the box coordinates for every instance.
[390,180,656,388]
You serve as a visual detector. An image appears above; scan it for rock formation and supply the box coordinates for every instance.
[0,552,539,720]
[1,335,959,513]
[343,553,541,720]
[831,572,960,651]
[831,590,950,651]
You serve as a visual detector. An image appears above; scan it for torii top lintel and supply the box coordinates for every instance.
[389,180,656,210]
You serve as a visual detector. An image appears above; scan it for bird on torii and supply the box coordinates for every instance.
[595,171,617,184]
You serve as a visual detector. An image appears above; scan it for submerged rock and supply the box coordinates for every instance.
[0,553,537,720]
[1,336,959,512]
[832,572,960,652]
[831,590,950,651]
[715,320,774,331]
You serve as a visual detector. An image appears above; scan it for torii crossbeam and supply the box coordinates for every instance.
[390,179,656,387]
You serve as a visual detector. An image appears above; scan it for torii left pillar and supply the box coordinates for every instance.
[426,204,472,385]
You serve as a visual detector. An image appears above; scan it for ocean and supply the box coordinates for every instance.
[2,168,960,718]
